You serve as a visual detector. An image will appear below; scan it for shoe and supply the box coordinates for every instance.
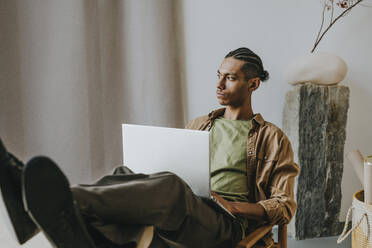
[22,156,97,248]
[0,139,39,244]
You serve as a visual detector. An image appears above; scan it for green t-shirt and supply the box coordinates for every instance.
[210,117,253,235]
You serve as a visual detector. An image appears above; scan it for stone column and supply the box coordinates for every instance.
[283,83,350,240]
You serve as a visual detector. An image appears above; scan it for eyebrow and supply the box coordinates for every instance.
[217,70,238,76]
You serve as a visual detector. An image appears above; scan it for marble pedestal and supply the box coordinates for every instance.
[283,83,350,240]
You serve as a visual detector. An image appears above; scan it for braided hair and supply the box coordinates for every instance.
[225,47,269,82]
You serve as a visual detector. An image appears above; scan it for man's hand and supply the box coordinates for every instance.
[211,191,236,214]
[211,191,267,221]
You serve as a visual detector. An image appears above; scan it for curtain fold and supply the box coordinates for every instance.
[0,0,184,183]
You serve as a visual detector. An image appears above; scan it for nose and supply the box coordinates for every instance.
[217,76,225,90]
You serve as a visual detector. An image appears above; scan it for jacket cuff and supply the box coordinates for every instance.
[258,199,281,224]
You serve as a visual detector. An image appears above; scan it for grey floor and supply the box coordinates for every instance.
[273,228,351,248]
[287,235,350,248]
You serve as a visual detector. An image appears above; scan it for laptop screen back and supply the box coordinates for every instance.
[122,124,210,197]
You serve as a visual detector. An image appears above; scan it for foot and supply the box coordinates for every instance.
[0,139,39,244]
[22,156,97,248]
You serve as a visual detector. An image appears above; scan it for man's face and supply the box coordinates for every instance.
[216,57,252,107]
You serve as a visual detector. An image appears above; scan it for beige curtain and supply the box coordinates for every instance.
[0,0,184,185]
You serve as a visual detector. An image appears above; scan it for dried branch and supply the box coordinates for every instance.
[311,0,364,53]
[314,2,327,49]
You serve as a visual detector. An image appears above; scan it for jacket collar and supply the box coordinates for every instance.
[207,108,265,126]
[207,108,225,120]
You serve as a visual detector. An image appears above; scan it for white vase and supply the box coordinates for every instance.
[285,52,347,86]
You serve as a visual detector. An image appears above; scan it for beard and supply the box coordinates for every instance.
[217,94,246,108]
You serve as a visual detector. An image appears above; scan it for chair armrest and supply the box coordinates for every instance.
[236,224,273,248]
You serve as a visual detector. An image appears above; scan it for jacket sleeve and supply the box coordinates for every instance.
[185,119,196,129]
[257,135,300,225]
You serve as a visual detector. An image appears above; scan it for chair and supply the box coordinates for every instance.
[236,224,287,248]
[137,226,154,248]
[138,224,287,248]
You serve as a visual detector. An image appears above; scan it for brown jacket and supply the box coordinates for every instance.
[186,108,300,243]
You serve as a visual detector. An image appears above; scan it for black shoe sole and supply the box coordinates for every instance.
[22,156,96,248]
[0,146,38,244]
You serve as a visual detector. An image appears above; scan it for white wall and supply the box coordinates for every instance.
[177,0,372,221]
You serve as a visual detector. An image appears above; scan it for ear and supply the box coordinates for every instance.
[248,78,260,92]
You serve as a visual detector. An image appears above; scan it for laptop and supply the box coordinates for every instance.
[122,124,235,219]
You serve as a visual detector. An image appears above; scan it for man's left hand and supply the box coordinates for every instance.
[211,191,236,214]
[211,191,267,220]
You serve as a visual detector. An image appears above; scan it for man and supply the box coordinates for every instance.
[0,47,299,248]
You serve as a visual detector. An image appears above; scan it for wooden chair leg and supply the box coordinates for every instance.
[278,224,287,248]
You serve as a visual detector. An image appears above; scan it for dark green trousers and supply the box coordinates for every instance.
[71,166,242,248]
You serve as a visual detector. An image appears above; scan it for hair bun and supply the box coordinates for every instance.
[260,70,269,82]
